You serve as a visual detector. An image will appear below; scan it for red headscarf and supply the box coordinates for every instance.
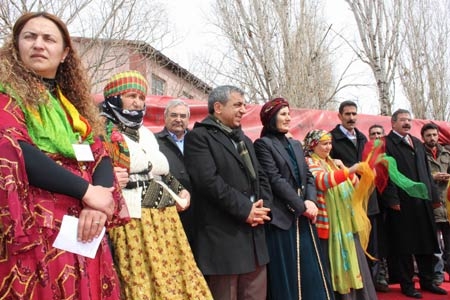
[259,97,289,136]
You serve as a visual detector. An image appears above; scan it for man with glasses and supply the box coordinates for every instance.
[156,99,194,244]
[184,86,272,300]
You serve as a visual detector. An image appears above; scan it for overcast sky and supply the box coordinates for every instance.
[161,0,407,114]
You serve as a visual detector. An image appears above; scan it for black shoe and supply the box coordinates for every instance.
[421,284,448,295]
[433,279,443,286]
[374,282,390,292]
[402,288,423,298]
[432,275,444,286]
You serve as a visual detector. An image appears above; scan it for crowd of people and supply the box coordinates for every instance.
[1,11,450,300]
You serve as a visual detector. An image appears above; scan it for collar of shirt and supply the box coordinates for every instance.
[424,144,439,160]
[392,130,408,139]
[393,130,413,146]
[339,124,356,140]
[431,147,438,159]
[168,130,185,153]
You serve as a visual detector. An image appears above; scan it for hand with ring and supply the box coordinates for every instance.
[77,207,107,243]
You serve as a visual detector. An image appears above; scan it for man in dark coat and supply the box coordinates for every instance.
[330,100,381,290]
[381,109,447,298]
[155,99,194,245]
[367,124,391,291]
[184,85,272,300]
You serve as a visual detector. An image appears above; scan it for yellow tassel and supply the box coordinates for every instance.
[352,161,377,261]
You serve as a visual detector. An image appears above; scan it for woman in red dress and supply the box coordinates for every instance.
[0,12,128,299]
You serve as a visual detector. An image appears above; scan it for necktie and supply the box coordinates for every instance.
[405,135,414,148]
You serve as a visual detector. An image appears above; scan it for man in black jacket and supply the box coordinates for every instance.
[330,101,382,290]
[185,85,272,300]
[155,99,194,244]
[381,109,446,298]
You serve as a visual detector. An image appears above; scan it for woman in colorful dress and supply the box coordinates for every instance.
[101,70,213,300]
[254,98,334,300]
[304,129,376,300]
[0,12,128,299]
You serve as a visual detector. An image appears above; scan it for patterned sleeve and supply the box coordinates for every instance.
[0,94,37,251]
[91,137,130,227]
[305,157,351,191]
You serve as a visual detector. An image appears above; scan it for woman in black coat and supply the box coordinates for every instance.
[254,98,333,300]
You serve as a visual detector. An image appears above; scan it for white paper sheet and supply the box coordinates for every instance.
[52,215,105,259]
[72,143,95,161]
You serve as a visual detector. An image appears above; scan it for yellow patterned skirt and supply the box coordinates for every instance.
[109,206,212,300]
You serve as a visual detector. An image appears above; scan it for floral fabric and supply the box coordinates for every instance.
[110,207,212,299]
[105,126,213,299]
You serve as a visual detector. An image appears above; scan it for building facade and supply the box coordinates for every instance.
[72,37,211,101]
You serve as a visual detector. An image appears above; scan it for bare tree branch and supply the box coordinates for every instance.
[208,0,344,109]
[344,0,402,115]
[0,0,170,88]
[398,0,450,121]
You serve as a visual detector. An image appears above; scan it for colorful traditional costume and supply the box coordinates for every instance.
[304,129,376,300]
[0,85,127,299]
[101,71,212,300]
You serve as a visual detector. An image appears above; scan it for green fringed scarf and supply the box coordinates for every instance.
[0,84,93,158]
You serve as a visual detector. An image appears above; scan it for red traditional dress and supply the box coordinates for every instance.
[0,89,128,299]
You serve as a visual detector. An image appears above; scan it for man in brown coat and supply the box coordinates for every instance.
[421,123,450,286]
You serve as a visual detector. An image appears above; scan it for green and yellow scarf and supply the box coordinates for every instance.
[1,84,93,158]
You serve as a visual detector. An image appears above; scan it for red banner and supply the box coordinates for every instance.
[95,94,450,144]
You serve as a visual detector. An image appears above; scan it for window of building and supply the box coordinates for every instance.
[182,91,193,99]
[151,74,165,95]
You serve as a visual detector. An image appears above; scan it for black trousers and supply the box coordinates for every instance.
[396,254,434,291]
